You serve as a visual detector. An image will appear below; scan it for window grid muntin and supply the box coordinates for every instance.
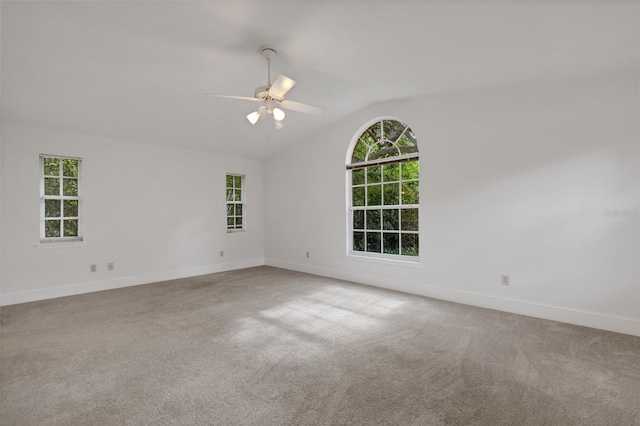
[351,206,419,256]
[350,159,419,257]
[40,155,82,242]
[226,174,246,232]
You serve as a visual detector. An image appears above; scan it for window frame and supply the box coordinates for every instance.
[226,173,246,233]
[39,154,83,243]
[346,118,419,262]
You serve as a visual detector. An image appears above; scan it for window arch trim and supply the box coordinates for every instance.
[346,116,416,164]
[346,116,418,166]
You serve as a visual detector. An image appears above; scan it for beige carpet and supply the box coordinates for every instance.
[1,266,639,425]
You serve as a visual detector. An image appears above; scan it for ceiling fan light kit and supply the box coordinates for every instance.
[207,47,325,130]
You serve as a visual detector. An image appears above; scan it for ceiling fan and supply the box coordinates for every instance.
[206,47,325,129]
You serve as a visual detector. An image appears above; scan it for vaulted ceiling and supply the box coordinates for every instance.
[2,1,638,159]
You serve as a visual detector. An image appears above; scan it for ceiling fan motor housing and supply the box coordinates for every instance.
[254,85,281,101]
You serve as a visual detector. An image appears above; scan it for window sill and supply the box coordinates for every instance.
[345,253,421,267]
[37,241,85,250]
[226,230,247,236]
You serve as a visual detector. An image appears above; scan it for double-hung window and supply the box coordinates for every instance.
[226,174,246,232]
[40,155,82,242]
[348,119,419,259]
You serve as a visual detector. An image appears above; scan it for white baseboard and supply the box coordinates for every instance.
[1,258,265,306]
[265,258,640,337]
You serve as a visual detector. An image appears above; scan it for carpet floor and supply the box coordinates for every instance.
[1,266,639,425]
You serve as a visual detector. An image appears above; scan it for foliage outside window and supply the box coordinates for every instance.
[40,155,82,242]
[226,174,245,232]
[348,119,419,258]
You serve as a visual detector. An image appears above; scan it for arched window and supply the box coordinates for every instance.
[347,118,419,259]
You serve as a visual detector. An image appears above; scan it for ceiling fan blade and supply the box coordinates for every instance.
[279,99,326,116]
[268,75,296,99]
[204,94,262,103]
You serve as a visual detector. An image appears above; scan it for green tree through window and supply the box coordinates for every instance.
[41,155,82,242]
[226,174,246,232]
[348,119,419,258]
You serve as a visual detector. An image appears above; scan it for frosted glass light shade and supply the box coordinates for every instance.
[272,107,285,121]
[247,111,260,125]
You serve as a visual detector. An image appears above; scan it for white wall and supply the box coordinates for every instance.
[264,73,640,336]
[2,73,638,337]
[1,122,264,304]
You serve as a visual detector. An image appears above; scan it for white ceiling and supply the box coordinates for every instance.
[2,1,638,159]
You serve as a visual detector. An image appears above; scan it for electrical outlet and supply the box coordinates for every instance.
[306,251,310,258]
[90,264,97,273]
[108,263,114,271]
[501,274,509,286]
[220,251,224,257]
